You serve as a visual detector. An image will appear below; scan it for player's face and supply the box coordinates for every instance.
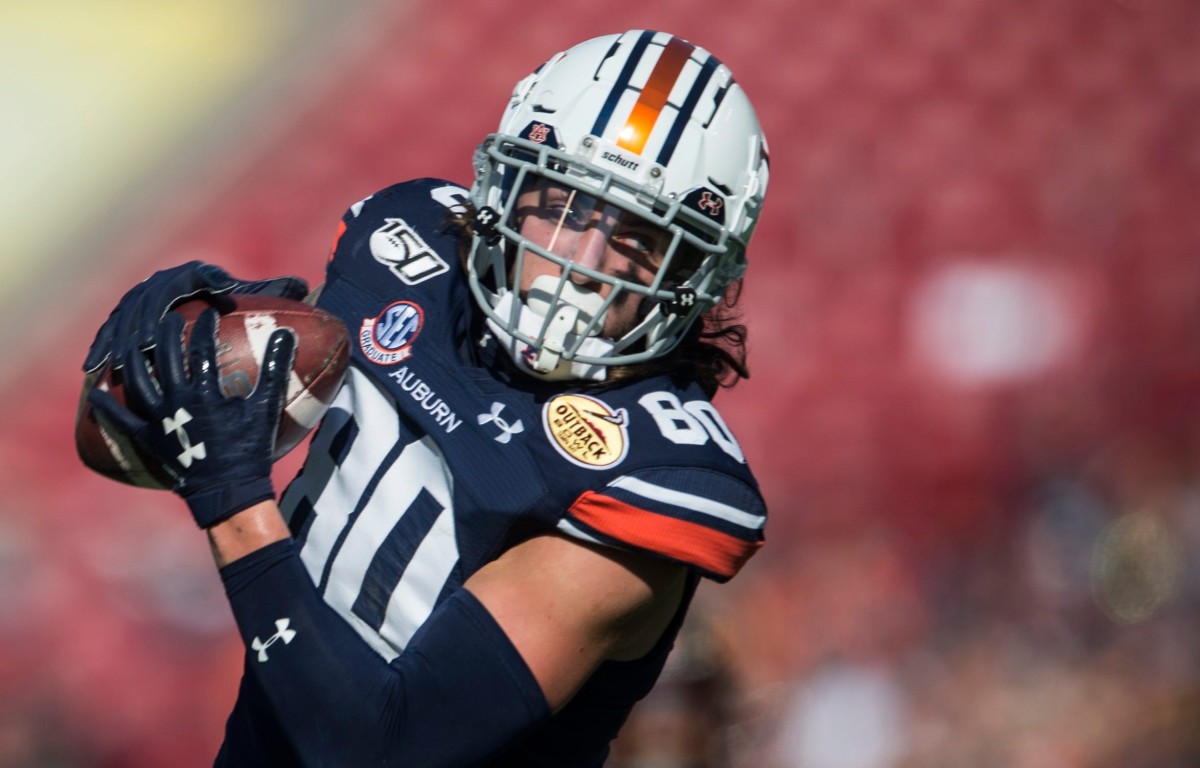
[515,181,668,340]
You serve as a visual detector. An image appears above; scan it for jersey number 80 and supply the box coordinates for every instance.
[638,392,745,464]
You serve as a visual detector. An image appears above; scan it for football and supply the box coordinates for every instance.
[75,294,351,489]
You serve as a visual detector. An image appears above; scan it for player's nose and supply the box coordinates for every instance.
[567,228,610,285]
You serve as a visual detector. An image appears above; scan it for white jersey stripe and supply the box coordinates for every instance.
[608,475,766,531]
[556,517,605,545]
[323,436,455,660]
[295,368,461,662]
[299,369,399,586]
[378,503,458,654]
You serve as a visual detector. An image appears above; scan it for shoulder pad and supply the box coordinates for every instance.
[538,375,766,581]
[326,179,471,299]
[541,375,752,471]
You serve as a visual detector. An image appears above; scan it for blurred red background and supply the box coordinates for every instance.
[1,0,1197,765]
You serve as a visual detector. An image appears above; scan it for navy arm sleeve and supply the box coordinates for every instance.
[218,540,550,767]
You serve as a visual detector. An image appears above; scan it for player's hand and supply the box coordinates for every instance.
[87,308,297,528]
[83,261,309,373]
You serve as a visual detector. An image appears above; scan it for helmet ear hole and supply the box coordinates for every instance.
[666,242,705,283]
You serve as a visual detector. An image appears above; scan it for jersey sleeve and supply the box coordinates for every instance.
[218,540,549,765]
[559,466,766,582]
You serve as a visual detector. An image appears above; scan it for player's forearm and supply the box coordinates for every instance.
[207,500,291,569]
[218,540,549,765]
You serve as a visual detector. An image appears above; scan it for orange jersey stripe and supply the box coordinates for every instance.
[616,36,694,156]
[568,490,762,580]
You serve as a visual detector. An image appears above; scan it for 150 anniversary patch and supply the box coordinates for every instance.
[543,393,629,469]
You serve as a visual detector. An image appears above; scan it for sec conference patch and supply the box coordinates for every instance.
[359,301,423,365]
[543,394,629,469]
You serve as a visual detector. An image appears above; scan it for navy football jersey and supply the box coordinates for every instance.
[267,178,766,764]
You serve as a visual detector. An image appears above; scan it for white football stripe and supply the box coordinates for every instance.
[241,312,278,378]
[608,476,765,531]
[241,312,279,344]
[285,386,328,428]
[241,312,307,402]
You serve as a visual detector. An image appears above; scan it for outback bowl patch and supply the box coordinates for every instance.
[543,393,629,469]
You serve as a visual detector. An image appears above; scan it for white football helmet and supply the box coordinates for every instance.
[468,30,770,380]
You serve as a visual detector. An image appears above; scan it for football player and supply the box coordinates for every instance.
[84,29,770,766]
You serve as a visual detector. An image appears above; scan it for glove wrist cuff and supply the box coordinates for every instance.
[181,475,276,529]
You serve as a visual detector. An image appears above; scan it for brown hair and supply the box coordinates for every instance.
[601,283,749,398]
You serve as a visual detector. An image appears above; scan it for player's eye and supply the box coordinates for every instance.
[612,218,670,272]
[547,203,589,230]
[612,228,658,255]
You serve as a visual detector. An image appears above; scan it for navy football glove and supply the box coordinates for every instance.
[83,260,309,373]
[87,308,297,528]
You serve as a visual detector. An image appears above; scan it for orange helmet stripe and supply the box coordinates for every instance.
[616,36,695,156]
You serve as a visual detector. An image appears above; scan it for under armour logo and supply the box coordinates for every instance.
[698,191,724,216]
[671,287,697,311]
[475,207,501,244]
[251,618,297,662]
[162,408,206,468]
[477,402,524,444]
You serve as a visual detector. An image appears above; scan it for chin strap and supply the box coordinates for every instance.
[486,290,614,382]
[533,303,579,372]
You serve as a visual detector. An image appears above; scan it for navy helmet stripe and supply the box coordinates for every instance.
[656,53,718,167]
[704,78,734,129]
[590,30,656,138]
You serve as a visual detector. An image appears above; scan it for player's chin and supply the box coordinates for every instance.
[612,299,659,338]
[600,316,635,341]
